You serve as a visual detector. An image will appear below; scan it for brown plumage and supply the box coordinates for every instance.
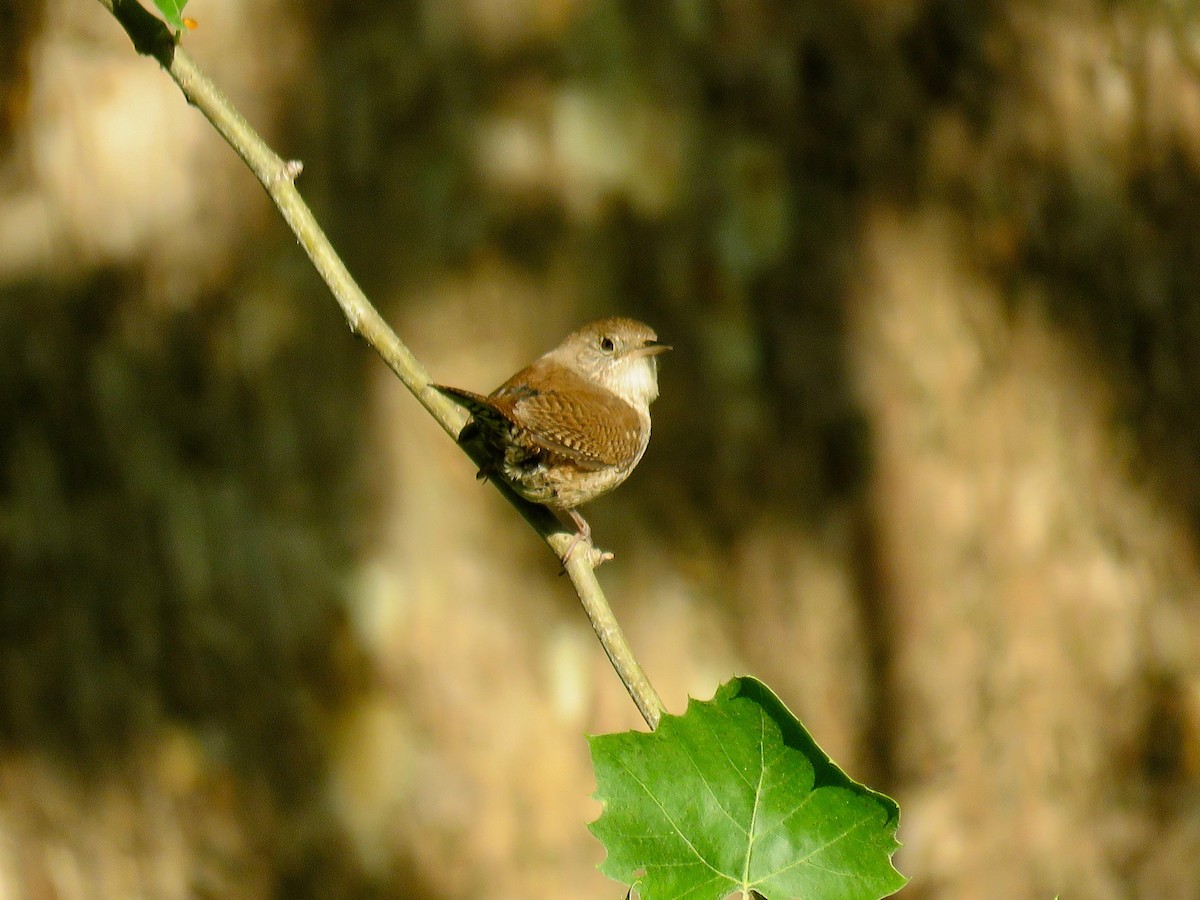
[434,317,669,561]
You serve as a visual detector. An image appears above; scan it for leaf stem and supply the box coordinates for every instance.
[93,0,666,730]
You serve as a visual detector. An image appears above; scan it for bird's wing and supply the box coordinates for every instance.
[492,367,644,469]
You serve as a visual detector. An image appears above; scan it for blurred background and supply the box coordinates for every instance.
[2,0,1200,896]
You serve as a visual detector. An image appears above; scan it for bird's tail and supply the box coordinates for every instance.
[432,384,492,417]
[431,384,516,443]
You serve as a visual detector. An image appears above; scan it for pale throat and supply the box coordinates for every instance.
[605,356,659,410]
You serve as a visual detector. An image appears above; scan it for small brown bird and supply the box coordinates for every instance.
[434,317,669,562]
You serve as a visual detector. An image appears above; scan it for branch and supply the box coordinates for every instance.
[94,0,665,729]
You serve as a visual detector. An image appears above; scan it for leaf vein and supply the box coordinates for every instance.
[705,709,757,792]
[680,716,750,837]
[614,753,726,881]
[740,709,768,889]
[757,814,873,882]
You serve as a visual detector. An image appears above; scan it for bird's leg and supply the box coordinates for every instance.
[562,509,613,567]
[562,508,591,561]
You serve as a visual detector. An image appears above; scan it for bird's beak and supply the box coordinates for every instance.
[635,340,671,357]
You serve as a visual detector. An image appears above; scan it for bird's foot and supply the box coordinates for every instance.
[560,509,613,569]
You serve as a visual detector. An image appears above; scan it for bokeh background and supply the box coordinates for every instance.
[2,0,1200,897]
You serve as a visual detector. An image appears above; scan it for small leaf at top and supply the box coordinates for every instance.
[151,0,188,30]
[589,676,906,900]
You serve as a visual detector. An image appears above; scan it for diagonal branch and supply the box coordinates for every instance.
[94,0,665,730]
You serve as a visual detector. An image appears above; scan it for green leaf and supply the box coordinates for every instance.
[151,0,188,30]
[589,676,906,900]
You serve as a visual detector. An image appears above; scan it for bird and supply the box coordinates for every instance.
[433,317,669,563]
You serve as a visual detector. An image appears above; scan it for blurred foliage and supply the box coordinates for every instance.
[0,269,367,794]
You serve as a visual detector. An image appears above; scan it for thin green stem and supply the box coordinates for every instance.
[94,0,666,730]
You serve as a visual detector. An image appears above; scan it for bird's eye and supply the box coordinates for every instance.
[599,336,616,352]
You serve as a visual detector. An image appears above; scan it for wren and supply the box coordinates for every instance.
[433,317,669,563]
